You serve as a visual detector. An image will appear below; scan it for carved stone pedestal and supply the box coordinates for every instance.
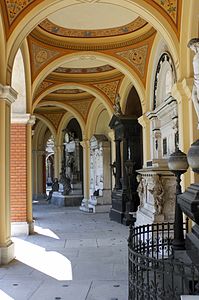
[51,192,83,207]
[136,161,176,226]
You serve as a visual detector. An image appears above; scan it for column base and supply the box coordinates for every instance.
[79,198,94,212]
[0,241,15,265]
[29,221,35,235]
[11,222,30,236]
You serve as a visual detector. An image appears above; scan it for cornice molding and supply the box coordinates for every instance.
[30,27,156,51]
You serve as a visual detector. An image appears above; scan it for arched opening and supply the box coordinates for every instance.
[58,118,84,206]
[46,138,55,187]
[124,86,143,170]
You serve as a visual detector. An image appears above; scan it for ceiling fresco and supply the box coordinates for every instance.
[39,17,148,38]
[0,0,182,130]
[2,0,181,38]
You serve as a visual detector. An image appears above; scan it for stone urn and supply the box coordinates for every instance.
[187,139,199,173]
[168,148,189,174]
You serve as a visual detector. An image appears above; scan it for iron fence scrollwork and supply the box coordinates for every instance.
[128,222,199,299]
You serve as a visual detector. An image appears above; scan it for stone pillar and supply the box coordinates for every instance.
[115,140,122,189]
[172,79,194,187]
[122,137,128,190]
[10,113,35,236]
[32,150,37,199]
[0,85,17,264]
[33,150,45,199]
[26,116,35,234]
[54,144,60,178]
[79,139,90,211]
[138,114,150,164]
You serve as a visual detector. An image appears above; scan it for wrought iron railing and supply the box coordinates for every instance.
[128,222,199,300]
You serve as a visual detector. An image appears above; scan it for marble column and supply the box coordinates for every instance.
[0,85,17,264]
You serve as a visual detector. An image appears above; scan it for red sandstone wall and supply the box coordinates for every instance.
[10,124,27,222]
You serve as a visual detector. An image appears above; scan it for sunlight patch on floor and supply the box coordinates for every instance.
[0,290,14,300]
[12,238,73,280]
[34,225,60,239]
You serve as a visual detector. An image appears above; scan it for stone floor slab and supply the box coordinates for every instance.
[3,203,129,299]
[86,280,128,300]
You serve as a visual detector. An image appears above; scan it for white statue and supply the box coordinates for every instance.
[188,38,199,128]
[136,174,145,207]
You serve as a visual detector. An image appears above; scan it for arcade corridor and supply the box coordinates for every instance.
[0,202,128,300]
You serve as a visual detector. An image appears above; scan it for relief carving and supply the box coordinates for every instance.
[148,174,164,215]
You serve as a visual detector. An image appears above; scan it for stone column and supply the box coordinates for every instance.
[26,116,35,234]
[32,150,37,199]
[38,150,45,197]
[0,85,17,264]
[138,114,150,164]
[122,137,128,190]
[80,139,90,211]
[172,79,193,187]
[54,144,60,179]
[33,150,45,199]
[115,139,122,189]
[178,78,199,183]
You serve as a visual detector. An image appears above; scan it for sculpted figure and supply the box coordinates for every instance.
[188,38,199,128]
[136,174,145,207]
[60,172,71,195]
[148,174,164,215]
[113,94,123,116]
[47,178,59,202]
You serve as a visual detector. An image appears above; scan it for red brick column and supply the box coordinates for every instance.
[10,124,27,223]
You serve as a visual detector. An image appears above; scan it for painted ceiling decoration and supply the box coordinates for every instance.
[93,79,123,104]
[5,0,34,25]
[34,80,55,99]
[54,65,114,74]
[39,17,147,38]
[114,31,156,84]
[154,0,177,23]
[28,38,63,78]
[116,45,148,78]
[40,112,65,131]
[1,0,181,39]
[67,99,93,120]
[32,25,156,51]
[52,89,85,94]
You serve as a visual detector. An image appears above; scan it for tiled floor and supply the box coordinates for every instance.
[0,202,129,300]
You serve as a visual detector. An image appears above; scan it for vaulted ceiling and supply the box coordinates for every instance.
[0,0,182,135]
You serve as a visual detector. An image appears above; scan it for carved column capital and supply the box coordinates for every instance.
[138,114,150,128]
[0,84,17,104]
[11,113,36,124]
